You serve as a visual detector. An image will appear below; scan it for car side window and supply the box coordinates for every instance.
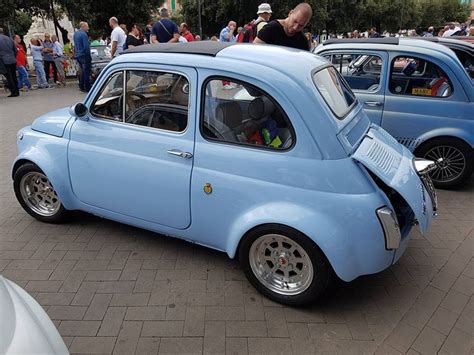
[90,71,124,121]
[202,79,294,150]
[330,53,383,92]
[124,71,189,132]
[389,56,453,97]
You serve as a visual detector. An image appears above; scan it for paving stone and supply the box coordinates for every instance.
[411,326,446,354]
[439,327,474,354]
[58,320,101,336]
[205,306,245,321]
[25,280,62,292]
[203,321,225,354]
[384,321,420,353]
[113,320,142,354]
[141,321,184,337]
[69,336,117,353]
[98,307,127,336]
[440,289,470,314]
[84,293,113,320]
[183,306,205,337]
[110,293,150,306]
[47,305,87,320]
[225,337,248,355]
[427,306,460,335]
[308,323,352,340]
[34,292,75,306]
[136,337,161,355]
[226,321,267,338]
[125,306,167,320]
[158,337,203,354]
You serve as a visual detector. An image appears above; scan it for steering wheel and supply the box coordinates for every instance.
[118,91,147,114]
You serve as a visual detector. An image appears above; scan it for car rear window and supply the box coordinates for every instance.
[312,66,356,119]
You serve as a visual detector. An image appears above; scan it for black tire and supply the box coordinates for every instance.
[416,138,473,189]
[13,162,69,223]
[239,224,333,306]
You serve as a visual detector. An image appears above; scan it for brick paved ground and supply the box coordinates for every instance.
[1,87,473,354]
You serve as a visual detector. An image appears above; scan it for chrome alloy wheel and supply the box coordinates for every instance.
[249,234,314,296]
[424,145,466,183]
[19,172,61,217]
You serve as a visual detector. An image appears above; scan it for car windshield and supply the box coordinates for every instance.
[90,46,111,61]
[313,66,356,119]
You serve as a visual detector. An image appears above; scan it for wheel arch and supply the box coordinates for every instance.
[12,151,76,210]
[415,131,474,154]
[223,200,392,282]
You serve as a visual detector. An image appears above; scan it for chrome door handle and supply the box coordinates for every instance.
[364,101,383,107]
[167,149,193,159]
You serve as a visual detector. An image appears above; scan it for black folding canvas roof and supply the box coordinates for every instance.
[124,41,236,56]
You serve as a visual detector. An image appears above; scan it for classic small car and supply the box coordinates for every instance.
[315,38,474,188]
[13,42,437,306]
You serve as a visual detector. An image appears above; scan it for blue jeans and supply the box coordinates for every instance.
[76,55,91,91]
[34,60,48,87]
[17,66,32,89]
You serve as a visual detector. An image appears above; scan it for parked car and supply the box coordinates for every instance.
[12,42,437,306]
[315,38,474,188]
[90,45,112,84]
[414,37,474,79]
[0,276,68,354]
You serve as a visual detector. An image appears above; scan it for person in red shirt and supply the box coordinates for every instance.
[14,35,32,91]
[180,23,194,42]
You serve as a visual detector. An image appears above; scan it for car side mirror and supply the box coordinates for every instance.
[70,103,89,120]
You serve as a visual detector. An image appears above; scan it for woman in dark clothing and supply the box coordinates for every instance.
[125,24,144,50]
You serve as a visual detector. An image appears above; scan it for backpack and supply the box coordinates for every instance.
[237,20,261,43]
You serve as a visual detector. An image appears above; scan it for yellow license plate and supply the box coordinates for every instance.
[412,88,431,96]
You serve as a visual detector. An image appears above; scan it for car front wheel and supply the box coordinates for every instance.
[239,224,332,306]
[13,163,69,223]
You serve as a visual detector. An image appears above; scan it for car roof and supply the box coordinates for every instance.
[124,41,233,57]
[317,38,459,59]
[409,37,474,51]
[118,42,328,76]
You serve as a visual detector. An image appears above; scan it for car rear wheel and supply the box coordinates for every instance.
[13,163,69,223]
[416,138,473,189]
[239,224,332,306]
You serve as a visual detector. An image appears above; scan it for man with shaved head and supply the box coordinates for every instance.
[254,3,312,50]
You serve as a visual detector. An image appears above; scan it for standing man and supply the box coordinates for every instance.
[151,8,180,43]
[51,35,66,87]
[423,26,434,37]
[368,27,380,38]
[73,21,92,93]
[109,17,127,57]
[219,21,237,42]
[15,34,32,91]
[42,33,58,85]
[255,3,272,34]
[254,3,312,50]
[30,38,50,89]
[0,27,19,97]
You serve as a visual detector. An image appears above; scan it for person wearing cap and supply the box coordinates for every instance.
[256,3,272,34]
[255,2,312,51]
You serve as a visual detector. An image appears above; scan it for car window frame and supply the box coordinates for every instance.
[89,67,192,135]
[388,54,454,99]
[90,69,126,121]
[199,75,297,152]
[311,64,357,120]
[320,50,386,94]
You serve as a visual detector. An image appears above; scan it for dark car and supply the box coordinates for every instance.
[90,45,112,83]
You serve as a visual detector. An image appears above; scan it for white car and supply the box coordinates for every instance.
[0,276,68,354]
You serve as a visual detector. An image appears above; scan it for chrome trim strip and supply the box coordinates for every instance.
[376,206,401,250]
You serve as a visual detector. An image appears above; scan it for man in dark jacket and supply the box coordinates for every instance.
[0,27,19,97]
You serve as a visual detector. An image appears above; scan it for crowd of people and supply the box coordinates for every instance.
[1,2,473,98]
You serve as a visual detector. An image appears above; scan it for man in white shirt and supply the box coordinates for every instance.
[109,17,126,57]
[51,35,66,86]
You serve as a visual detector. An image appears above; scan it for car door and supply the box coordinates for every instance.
[320,50,388,125]
[381,52,470,151]
[68,66,197,229]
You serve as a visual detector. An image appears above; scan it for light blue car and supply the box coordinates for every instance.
[12,42,437,306]
[315,38,474,189]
